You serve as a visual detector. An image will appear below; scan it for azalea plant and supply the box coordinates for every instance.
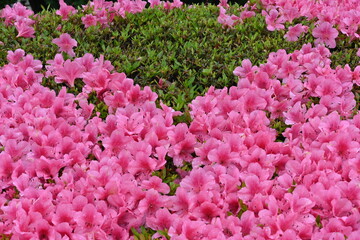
[0,0,360,239]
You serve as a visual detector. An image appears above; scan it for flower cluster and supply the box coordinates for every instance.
[61,0,183,29]
[0,2,35,38]
[217,0,360,48]
[176,43,360,239]
[0,48,182,239]
[0,0,184,36]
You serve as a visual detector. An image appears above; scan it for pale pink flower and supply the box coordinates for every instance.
[218,6,239,28]
[52,33,77,57]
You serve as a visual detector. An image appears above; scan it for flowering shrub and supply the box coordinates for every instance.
[218,0,360,49]
[0,0,360,239]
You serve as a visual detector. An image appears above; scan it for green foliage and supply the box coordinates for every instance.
[0,234,12,240]
[131,226,170,240]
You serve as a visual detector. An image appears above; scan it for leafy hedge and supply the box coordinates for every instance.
[0,3,358,113]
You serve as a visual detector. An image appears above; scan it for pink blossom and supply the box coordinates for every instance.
[138,189,164,215]
[74,204,103,230]
[146,208,173,230]
[15,18,35,38]
[81,14,98,28]
[218,7,239,28]
[53,59,85,87]
[312,22,339,48]
[285,24,308,41]
[56,0,77,20]
[148,0,162,8]
[52,33,78,57]
[141,176,170,194]
[217,0,229,9]
[263,9,285,31]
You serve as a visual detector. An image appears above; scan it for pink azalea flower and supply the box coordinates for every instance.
[52,33,77,57]
[312,22,339,48]
[218,7,238,28]
[357,48,360,57]
[193,201,222,221]
[146,208,173,230]
[54,59,85,87]
[56,0,77,20]
[263,9,285,31]
[141,176,170,194]
[285,24,309,41]
[148,0,162,8]
[240,10,256,21]
[7,49,25,64]
[138,189,164,215]
[35,219,56,239]
[74,203,103,230]
[52,204,75,225]
[81,14,98,28]
[218,0,229,8]
[15,18,35,38]
[208,143,238,166]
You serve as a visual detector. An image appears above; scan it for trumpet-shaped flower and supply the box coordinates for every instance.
[52,33,77,57]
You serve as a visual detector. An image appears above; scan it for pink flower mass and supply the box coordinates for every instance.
[0,0,360,239]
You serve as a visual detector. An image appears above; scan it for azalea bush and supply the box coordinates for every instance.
[1,0,358,113]
[0,0,360,239]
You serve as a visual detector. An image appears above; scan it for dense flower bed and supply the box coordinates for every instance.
[1,0,360,239]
